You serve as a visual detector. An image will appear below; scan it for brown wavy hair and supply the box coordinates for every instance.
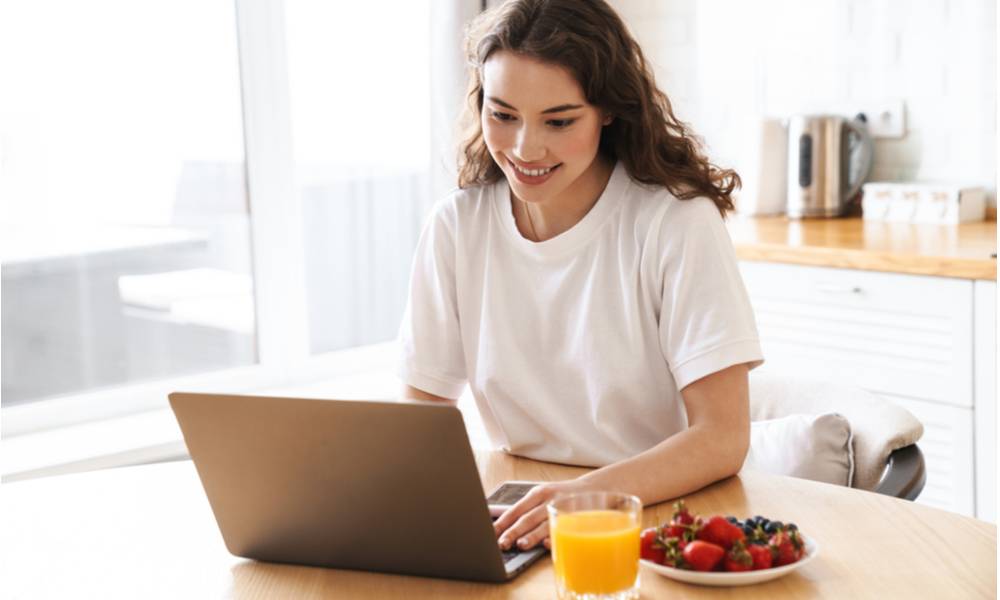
[456,0,739,217]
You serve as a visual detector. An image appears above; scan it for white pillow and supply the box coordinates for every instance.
[742,413,855,487]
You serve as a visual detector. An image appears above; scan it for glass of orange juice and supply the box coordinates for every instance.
[547,491,642,600]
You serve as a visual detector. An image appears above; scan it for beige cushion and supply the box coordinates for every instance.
[749,371,924,491]
[742,413,855,486]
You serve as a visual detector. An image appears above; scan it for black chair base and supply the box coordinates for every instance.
[873,444,926,501]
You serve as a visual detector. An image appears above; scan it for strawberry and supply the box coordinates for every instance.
[747,544,774,570]
[727,521,748,548]
[661,499,698,541]
[661,522,689,539]
[769,528,805,566]
[660,536,687,568]
[671,499,695,526]
[681,540,725,572]
[639,528,666,563]
[696,515,746,550]
[723,540,753,572]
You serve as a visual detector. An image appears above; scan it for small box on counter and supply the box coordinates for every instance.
[861,182,986,224]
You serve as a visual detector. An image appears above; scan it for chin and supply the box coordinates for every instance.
[511,177,564,200]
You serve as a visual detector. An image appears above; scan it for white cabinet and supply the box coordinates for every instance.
[973,281,996,522]
[738,261,994,519]
[885,395,975,515]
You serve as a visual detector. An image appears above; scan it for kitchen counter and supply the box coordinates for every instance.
[726,216,997,280]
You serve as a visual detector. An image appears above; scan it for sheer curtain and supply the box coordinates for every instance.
[290,0,485,355]
[429,0,484,206]
[427,0,492,448]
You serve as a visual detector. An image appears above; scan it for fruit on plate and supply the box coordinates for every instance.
[769,528,806,566]
[695,515,746,550]
[640,527,666,563]
[660,500,696,540]
[671,500,695,526]
[722,540,753,572]
[682,540,726,572]
[660,536,688,568]
[640,501,807,572]
[746,543,774,570]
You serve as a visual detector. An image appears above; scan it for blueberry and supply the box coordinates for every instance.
[742,524,755,537]
[788,523,798,531]
[765,521,783,534]
[726,516,739,524]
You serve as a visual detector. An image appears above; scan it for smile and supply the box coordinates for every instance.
[513,164,554,176]
[507,158,562,183]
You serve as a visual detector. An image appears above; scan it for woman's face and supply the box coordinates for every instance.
[480,50,610,205]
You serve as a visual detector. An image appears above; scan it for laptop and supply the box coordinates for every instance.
[168,392,546,582]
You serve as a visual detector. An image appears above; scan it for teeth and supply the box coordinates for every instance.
[512,161,555,177]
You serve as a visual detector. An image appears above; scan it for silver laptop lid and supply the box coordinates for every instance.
[169,393,513,582]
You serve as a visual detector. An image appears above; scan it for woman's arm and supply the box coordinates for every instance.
[400,384,458,407]
[580,362,751,503]
[492,363,751,551]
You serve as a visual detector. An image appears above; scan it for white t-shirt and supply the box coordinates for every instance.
[397,161,764,467]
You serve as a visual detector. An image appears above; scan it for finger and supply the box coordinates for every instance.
[513,520,550,550]
[500,504,550,550]
[543,536,551,550]
[493,485,551,536]
[493,504,523,538]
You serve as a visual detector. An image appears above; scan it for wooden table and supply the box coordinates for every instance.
[2,452,995,599]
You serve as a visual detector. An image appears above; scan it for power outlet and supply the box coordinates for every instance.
[856,99,906,138]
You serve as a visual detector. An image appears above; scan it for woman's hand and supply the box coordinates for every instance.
[492,478,597,551]
[493,365,751,552]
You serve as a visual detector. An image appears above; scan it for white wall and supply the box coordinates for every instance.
[611,0,997,208]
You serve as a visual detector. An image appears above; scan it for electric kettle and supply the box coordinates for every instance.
[786,114,873,218]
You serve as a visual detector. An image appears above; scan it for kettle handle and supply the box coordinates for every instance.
[843,117,874,202]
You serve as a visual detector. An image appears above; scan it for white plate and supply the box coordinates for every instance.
[640,536,819,587]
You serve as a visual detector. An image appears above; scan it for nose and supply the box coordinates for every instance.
[512,124,546,163]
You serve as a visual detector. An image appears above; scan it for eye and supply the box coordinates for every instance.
[547,119,576,129]
[490,111,514,122]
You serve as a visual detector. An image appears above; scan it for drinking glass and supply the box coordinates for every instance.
[547,491,642,600]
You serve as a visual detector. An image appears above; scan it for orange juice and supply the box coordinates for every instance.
[551,509,641,595]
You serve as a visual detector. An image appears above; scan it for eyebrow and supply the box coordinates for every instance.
[487,96,584,114]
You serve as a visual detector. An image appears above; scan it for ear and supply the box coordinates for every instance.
[602,114,614,126]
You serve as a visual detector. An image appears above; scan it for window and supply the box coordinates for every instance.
[284,0,432,354]
[0,1,255,409]
[0,0,438,435]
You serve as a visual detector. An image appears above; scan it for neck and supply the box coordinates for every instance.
[515,155,614,242]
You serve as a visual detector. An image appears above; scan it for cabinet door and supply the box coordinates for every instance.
[739,261,977,516]
[876,394,976,515]
[974,281,996,522]
[738,262,974,407]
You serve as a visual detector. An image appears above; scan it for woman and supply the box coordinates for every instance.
[398,0,763,552]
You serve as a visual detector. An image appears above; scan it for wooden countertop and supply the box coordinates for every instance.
[726,216,997,281]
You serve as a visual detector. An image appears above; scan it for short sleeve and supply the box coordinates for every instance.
[396,196,468,399]
[656,199,764,390]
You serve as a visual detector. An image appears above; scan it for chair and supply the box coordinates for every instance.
[748,371,926,501]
